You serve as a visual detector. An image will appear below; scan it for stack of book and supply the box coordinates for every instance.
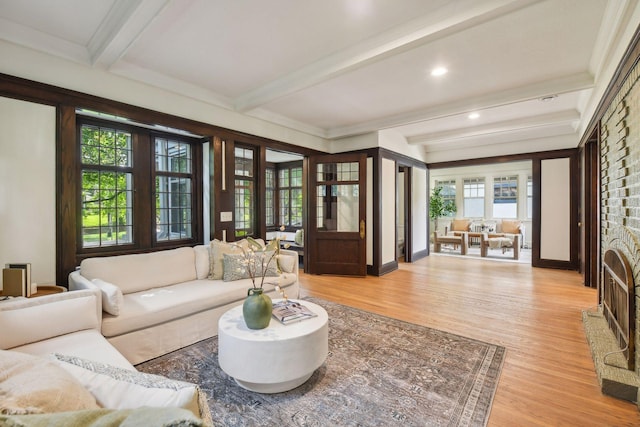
[272,300,317,324]
[2,263,31,297]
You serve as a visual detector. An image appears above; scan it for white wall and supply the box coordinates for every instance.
[412,167,428,254]
[0,97,56,287]
[540,158,571,261]
[381,158,396,264]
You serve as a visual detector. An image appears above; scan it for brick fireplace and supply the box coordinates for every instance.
[583,57,640,405]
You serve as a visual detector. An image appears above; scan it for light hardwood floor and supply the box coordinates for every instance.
[297,254,640,426]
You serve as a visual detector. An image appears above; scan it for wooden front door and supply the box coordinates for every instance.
[307,153,367,276]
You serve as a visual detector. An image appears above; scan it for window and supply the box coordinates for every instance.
[80,124,133,247]
[234,146,255,238]
[493,175,518,218]
[78,116,199,251]
[265,167,276,227]
[435,179,456,217]
[279,165,303,227]
[527,175,533,219]
[155,138,192,241]
[463,178,485,217]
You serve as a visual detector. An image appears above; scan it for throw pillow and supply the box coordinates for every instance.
[222,252,279,282]
[50,353,213,426]
[208,239,247,280]
[450,219,470,232]
[0,350,99,415]
[91,279,123,316]
[277,254,296,274]
[501,220,521,234]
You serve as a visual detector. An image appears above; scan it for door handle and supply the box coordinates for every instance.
[360,219,365,239]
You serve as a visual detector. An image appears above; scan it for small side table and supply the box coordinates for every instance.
[218,299,328,393]
[28,285,67,298]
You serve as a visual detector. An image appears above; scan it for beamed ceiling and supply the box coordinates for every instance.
[0,0,638,162]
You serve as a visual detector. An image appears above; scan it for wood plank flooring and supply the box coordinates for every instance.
[297,254,640,426]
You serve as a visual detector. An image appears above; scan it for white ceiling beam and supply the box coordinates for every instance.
[0,16,90,63]
[407,110,580,145]
[233,0,542,113]
[326,72,594,139]
[89,0,170,69]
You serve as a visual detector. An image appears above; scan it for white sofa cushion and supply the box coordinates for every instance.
[80,247,197,294]
[11,329,135,371]
[91,279,123,316]
[193,245,210,279]
[0,350,99,415]
[51,354,212,425]
[0,290,99,350]
[101,274,298,338]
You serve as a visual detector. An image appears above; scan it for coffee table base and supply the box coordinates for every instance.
[234,372,314,393]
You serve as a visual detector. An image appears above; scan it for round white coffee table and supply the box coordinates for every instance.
[218,299,328,393]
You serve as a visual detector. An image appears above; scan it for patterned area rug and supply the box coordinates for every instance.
[137,298,505,427]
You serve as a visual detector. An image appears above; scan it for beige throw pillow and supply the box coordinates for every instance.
[209,239,247,280]
[0,350,99,415]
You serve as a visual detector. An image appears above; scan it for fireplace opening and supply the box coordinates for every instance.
[602,248,635,371]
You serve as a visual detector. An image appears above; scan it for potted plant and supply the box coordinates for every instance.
[429,186,457,236]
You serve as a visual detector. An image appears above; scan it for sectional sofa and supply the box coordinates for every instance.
[0,241,300,424]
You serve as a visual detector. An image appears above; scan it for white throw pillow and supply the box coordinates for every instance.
[209,239,247,280]
[51,354,212,426]
[193,245,210,280]
[277,254,296,273]
[0,350,99,415]
[91,279,123,316]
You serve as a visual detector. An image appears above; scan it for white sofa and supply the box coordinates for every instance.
[0,290,211,424]
[69,244,300,365]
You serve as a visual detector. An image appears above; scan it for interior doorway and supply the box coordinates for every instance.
[397,166,410,262]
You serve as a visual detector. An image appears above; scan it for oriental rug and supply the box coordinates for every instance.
[137,297,505,427]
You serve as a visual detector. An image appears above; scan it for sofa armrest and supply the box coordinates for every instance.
[0,288,101,350]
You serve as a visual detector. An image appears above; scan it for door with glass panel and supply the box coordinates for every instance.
[308,153,366,276]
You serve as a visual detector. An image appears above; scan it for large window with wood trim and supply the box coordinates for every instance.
[155,137,193,241]
[78,116,200,250]
[234,146,255,238]
[80,123,134,247]
[279,165,303,228]
[265,166,276,228]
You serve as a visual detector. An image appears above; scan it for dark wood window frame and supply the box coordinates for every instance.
[75,115,203,257]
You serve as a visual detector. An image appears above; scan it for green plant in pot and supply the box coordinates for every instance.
[429,186,457,236]
[234,234,288,330]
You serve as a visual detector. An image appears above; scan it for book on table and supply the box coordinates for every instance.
[272,300,317,324]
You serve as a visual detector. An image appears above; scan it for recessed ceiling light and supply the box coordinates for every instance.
[540,95,558,102]
[468,112,480,120]
[431,67,448,77]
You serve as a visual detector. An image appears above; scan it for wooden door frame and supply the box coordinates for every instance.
[306,152,367,276]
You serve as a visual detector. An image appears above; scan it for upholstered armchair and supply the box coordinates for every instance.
[500,220,524,248]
